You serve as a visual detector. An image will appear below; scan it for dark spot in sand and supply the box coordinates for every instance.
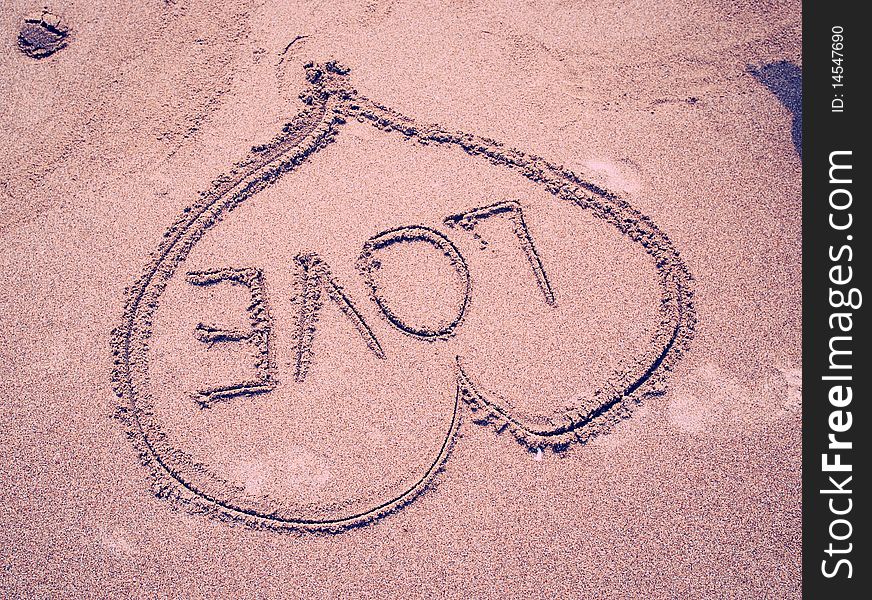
[18,10,69,59]
[748,61,802,158]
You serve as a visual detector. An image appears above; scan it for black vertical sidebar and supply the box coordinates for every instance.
[803,1,868,597]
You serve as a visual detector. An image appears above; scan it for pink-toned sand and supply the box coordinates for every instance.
[2,1,801,598]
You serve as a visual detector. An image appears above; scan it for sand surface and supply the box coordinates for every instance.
[2,1,801,597]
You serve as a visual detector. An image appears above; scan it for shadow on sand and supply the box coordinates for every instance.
[748,61,802,159]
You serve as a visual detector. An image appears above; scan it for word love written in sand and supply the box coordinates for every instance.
[188,201,553,408]
[112,63,695,532]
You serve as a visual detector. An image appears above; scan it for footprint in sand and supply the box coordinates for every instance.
[228,446,332,501]
[96,525,138,557]
[580,158,645,196]
[667,361,801,435]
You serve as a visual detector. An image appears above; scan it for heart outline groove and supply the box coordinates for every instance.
[111,62,696,533]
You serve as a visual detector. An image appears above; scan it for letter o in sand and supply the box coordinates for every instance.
[359,225,471,338]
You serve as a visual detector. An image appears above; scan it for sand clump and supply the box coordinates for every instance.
[17,9,69,59]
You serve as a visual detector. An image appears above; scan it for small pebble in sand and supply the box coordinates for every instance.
[18,9,69,59]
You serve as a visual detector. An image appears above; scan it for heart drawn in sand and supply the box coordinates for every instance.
[112,62,695,532]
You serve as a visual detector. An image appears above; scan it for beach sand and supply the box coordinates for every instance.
[2,1,801,597]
